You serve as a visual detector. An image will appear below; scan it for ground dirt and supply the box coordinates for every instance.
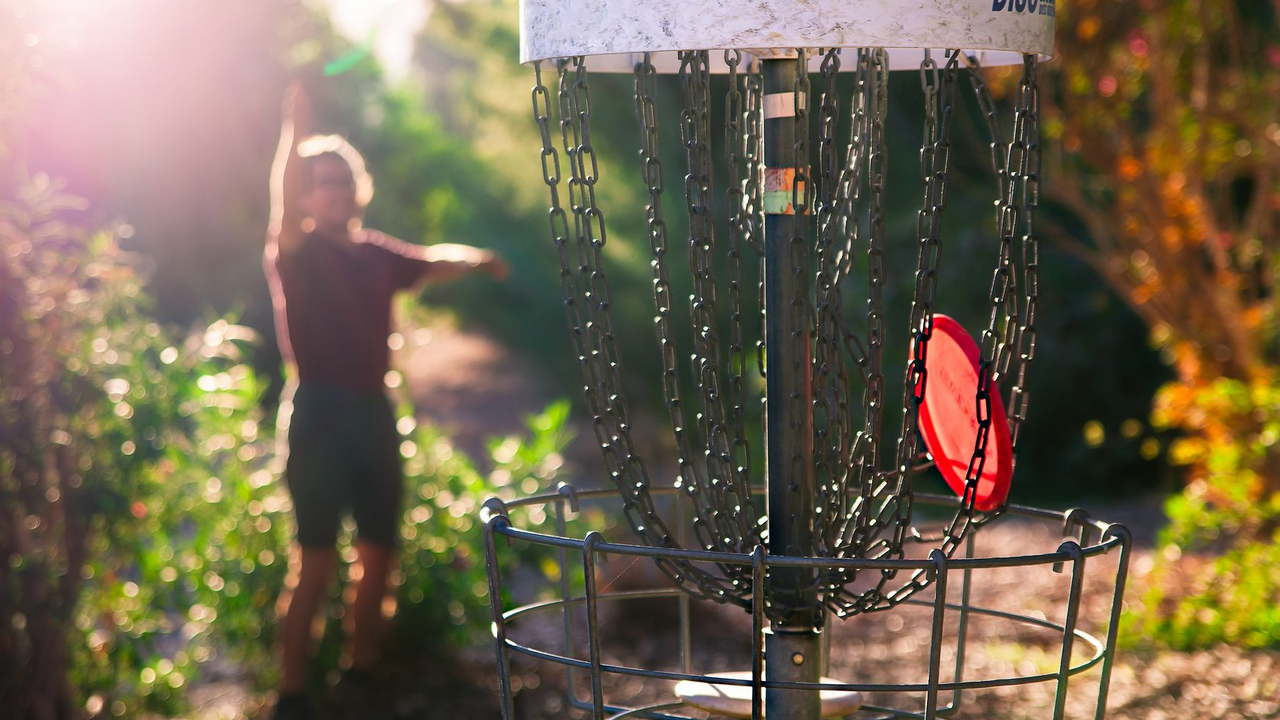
[498,502,1280,720]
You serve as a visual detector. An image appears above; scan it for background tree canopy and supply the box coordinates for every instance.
[7,0,1173,501]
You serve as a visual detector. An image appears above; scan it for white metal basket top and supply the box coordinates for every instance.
[520,0,1055,70]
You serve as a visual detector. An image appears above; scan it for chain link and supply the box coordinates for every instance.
[966,54,1020,395]
[845,49,890,560]
[1007,56,1040,458]
[723,50,758,525]
[821,49,888,598]
[540,59,751,604]
[812,48,852,565]
[970,54,1038,507]
[841,50,959,610]
[680,50,744,550]
[931,55,1041,550]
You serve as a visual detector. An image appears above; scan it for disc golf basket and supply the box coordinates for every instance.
[482,1,1133,718]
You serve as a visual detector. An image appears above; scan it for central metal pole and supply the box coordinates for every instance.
[761,54,822,720]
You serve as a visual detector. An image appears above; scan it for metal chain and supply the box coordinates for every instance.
[679,50,743,551]
[850,53,1041,613]
[812,48,892,606]
[1007,56,1040,458]
[812,48,852,560]
[966,54,1021,394]
[632,54,707,546]
[739,68,766,391]
[638,52,760,591]
[970,54,1036,511]
[879,54,1038,611]
[933,55,1040,545]
[823,49,886,600]
[535,58,748,606]
[891,49,949,488]
[968,58,1007,202]
[841,49,890,561]
[853,50,962,613]
[747,73,767,388]
[561,57,672,562]
[961,53,1038,459]
[724,51,759,523]
[831,49,873,283]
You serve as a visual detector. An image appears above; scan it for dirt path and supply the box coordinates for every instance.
[399,322,553,465]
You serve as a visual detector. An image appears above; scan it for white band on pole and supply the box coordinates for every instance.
[762,92,805,120]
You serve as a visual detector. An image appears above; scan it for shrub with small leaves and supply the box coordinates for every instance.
[1,173,291,716]
[0,174,579,716]
[1127,378,1280,649]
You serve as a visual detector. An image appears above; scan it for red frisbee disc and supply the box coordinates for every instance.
[916,315,1013,512]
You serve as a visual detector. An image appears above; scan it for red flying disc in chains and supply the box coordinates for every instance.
[916,314,1013,512]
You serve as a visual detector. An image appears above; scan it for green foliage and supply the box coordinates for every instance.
[66,309,288,716]
[1125,378,1280,649]
[0,4,581,711]
[4,0,1176,516]
[1134,541,1280,650]
[0,172,284,715]
[0,172,576,715]
[1044,0,1280,650]
[385,399,575,652]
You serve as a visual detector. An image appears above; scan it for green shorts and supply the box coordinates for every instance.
[285,382,403,548]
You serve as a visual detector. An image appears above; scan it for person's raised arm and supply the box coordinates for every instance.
[268,83,313,254]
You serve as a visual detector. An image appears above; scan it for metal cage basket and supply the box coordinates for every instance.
[482,485,1131,720]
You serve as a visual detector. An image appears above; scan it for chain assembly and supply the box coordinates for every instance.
[530,48,1042,619]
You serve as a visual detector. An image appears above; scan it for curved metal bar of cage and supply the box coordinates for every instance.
[483,486,1133,720]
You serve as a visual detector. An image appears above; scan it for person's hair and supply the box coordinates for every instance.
[296,134,375,208]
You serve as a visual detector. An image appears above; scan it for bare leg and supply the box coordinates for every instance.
[349,539,395,670]
[279,545,337,695]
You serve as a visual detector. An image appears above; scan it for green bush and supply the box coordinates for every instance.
[1125,377,1280,650]
[387,400,576,653]
[0,174,575,716]
[1,172,291,716]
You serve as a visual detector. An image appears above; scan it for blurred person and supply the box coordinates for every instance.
[264,83,508,720]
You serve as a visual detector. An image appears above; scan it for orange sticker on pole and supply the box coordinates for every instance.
[763,167,806,215]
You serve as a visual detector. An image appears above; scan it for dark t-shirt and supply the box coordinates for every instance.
[265,229,429,394]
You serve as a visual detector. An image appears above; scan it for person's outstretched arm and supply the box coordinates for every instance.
[373,233,509,289]
[268,83,312,254]
[418,243,509,284]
